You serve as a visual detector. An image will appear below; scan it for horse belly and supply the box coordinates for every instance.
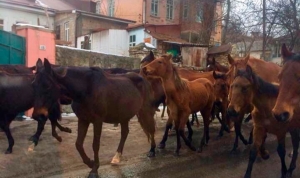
[188,83,210,112]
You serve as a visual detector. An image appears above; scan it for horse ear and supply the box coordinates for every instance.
[244,54,250,64]
[213,70,218,79]
[36,58,43,72]
[44,58,53,74]
[212,57,216,64]
[228,54,234,65]
[149,51,154,60]
[164,53,173,61]
[281,43,293,63]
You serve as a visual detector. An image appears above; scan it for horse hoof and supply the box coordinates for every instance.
[111,152,122,165]
[286,170,293,178]
[5,149,12,154]
[244,174,251,178]
[261,151,270,160]
[147,151,155,157]
[84,160,94,168]
[248,139,253,145]
[189,145,196,151]
[197,147,202,153]
[242,140,248,146]
[224,127,230,133]
[55,136,62,142]
[88,172,99,178]
[65,127,72,133]
[158,143,165,149]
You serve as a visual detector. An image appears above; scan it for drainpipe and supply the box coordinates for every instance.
[74,10,81,48]
[142,0,146,24]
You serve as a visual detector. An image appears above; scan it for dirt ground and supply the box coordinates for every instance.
[0,111,299,178]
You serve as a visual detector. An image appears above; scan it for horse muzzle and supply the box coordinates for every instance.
[273,111,290,122]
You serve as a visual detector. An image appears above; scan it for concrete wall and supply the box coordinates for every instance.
[56,45,140,69]
[0,6,55,31]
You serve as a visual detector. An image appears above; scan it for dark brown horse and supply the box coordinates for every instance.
[227,54,281,152]
[206,57,229,73]
[0,64,71,154]
[32,59,156,177]
[142,54,215,154]
[227,65,300,178]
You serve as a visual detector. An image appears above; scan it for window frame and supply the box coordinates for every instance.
[64,22,69,41]
[166,0,174,20]
[151,0,159,16]
[182,1,188,19]
[108,0,115,17]
[129,35,136,47]
[0,19,4,30]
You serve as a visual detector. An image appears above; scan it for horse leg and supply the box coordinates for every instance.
[111,122,129,164]
[195,113,200,127]
[0,119,14,154]
[244,127,265,178]
[29,117,47,146]
[248,127,253,145]
[158,119,172,149]
[277,137,287,178]
[198,110,210,153]
[186,121,193,142]
[88,121,103,178]
[190,114,195,126]
[286,130,300,177]
[49,119,62,142]
[231,121,240,153]
[56,121,72,133]
[237,118,249,146]
[75,119,93,169]
[161,103,166,118]
[244,114,252,123]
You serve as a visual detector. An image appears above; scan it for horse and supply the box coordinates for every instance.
[142,53,215,154]
[0,69,71,154]
[227,65,300,178]
[226,54,281,152]
[206,57,229,73]
[32,59,156,177]
[272,44,300,123]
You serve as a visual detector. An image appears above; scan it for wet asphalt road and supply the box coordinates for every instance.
[0,112,299,178]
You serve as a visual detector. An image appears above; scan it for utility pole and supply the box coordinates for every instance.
[262,0,266,60]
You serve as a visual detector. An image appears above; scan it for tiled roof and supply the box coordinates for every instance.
[147,31,188,44]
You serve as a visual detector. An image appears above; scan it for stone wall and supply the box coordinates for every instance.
[56,45,141,113]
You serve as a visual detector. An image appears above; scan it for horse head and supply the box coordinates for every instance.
[272,44,300,122]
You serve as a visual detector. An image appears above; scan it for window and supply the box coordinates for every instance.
[55,25,60,40]
[64,22,69,41]
[166,0,174,20]
[183,1,188,19]
[196,2,203,22]
[108,0,115,17]
[151,0,158,16]
[129,35,136,47]
[96,0,101,14]
[0,19,3,30]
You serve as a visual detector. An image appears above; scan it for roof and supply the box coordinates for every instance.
[57,10,136,24]
[146,31,187,44]
[0,0,75,11]
[207,44,232,55]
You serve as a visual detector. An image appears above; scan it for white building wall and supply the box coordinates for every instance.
[128,27,145,45]
[0,6,55,31]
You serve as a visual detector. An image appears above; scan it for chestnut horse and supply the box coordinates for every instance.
[228,65,300,178]
[227,54,281,152]
[0,65,71,154]
[142,54,215,154]
[32,59,156,177]
[273,44,300,123]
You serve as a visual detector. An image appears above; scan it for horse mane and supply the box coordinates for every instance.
[236,66,278,96]
[172,65,187,91]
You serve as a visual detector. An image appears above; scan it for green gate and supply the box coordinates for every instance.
[0,29,25,64]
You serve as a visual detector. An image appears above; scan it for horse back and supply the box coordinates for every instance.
[188,78,215,112]
[248,58,281,83]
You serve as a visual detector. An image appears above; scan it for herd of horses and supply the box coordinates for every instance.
[0,44,299,178]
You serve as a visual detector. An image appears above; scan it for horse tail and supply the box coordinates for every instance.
[136,78,156,142]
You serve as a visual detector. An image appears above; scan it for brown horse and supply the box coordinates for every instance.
[206,57,229,73]
[228,65,300,178]
[0,65,71,154]
[227,54,281,152]
[142,54,215,154]
[272,44,300,123]
[32,59,156,177]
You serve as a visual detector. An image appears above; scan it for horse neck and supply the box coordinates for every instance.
[161,67,185,97]
[54,67,97,100]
